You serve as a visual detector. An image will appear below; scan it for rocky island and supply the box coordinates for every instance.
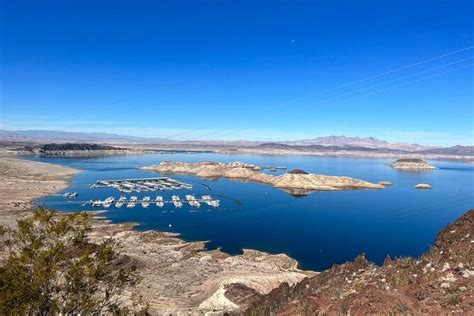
[391,158,437,170]
[415,183,433,189]
[141,161,385,194]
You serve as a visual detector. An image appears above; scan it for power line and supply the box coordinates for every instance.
[164,52,474,142]
[337,62,474,105]
[13,45,474,142]
[276,45,474,107]
[200,60,474,142]
[299,56,474,110]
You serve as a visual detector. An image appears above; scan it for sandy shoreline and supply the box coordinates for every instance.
[0,156,314,313]
[0,156,81,227]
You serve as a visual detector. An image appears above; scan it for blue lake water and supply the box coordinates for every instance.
[31,153,474,271]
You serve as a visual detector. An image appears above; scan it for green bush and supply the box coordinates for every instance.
[0,209,148,314]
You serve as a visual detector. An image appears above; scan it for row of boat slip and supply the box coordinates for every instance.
[90,177,193,193]
[88,194,220,209]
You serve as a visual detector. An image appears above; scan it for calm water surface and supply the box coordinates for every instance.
[31,153,474,271]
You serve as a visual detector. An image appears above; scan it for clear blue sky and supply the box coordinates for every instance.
[1,0,473,145]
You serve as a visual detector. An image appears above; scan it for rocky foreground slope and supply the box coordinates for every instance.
[141,161,384,194]
[242,210,474,314]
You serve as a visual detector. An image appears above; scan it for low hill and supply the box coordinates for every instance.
[38,143,120,151]
[19,143,145,157]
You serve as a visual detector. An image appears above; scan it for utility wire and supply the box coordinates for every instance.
[276,45,474,107]
[200,60,474,141]
[295,56,474,111]
[14,45,474,141]
[162,54,474,142]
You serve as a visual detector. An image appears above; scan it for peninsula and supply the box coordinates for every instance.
[141,161,385,194]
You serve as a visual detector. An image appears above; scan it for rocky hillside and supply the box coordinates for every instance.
[243,210,474,314]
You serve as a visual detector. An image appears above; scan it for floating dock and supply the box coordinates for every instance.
[63,192,78,198]
[91,177,193,193]
[86,194,220,209]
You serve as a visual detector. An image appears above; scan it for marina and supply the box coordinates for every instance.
[91,177,193,192]
[32,153,474,271]
[86,194,220,209]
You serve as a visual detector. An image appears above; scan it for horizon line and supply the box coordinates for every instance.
[1,128,473,148]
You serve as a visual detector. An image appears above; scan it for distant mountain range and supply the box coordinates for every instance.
[253,142,473,155]
[0,130,167,143]
[285,136,433,151]
[1,129,472,156]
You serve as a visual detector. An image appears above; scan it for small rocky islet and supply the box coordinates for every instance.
[415,183,433,189]
[391,158,437,170]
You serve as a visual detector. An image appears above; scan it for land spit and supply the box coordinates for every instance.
[0,157,314,313]
[141,161,385,195]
